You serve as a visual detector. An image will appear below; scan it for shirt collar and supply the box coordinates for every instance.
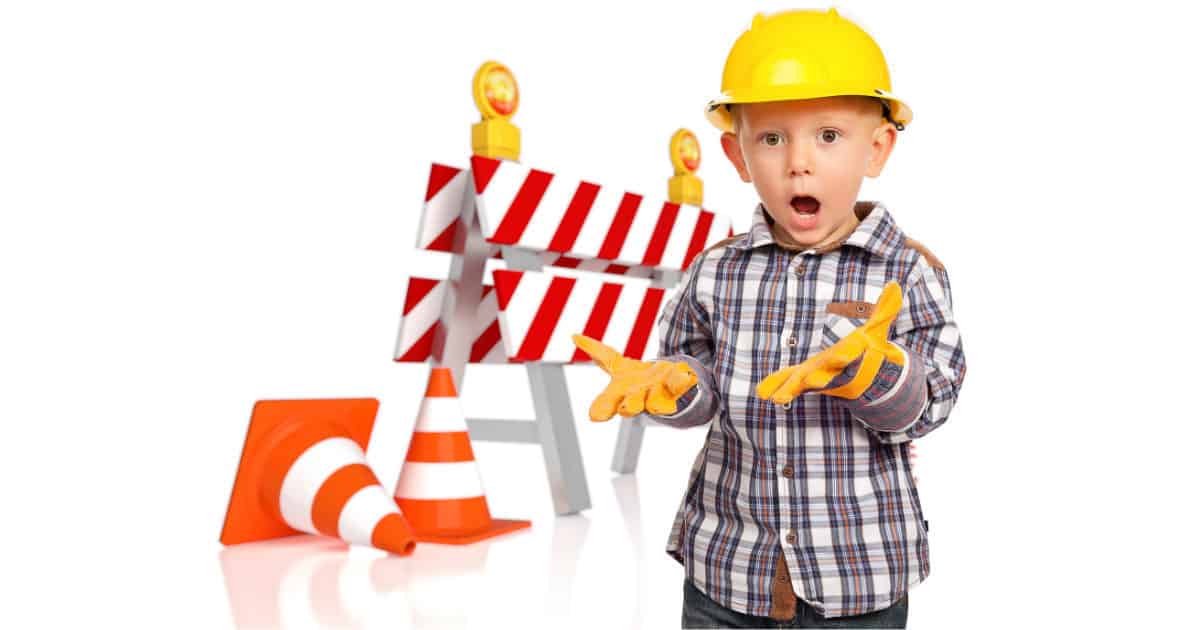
[732,200,906,259]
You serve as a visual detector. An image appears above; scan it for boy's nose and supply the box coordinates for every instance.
[788,144,813,177]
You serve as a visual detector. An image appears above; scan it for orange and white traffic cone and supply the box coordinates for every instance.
[394,368,531,544]
[220,398,417,556]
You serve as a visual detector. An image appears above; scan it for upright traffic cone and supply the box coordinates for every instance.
[394,368,531,544]
[220,398,417,556]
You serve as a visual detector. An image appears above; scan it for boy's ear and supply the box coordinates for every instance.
[720,132,752,183]
[865,122,898,178]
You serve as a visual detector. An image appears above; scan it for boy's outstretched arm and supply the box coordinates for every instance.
[846,257,966,444]
[639,259,722,429]
[755,256,966,444]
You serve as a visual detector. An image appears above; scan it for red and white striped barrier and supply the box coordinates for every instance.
[470,156,730,275]
[490,269,663,364]
[417,163,472,253]
[394,278,506,364]
[399,155,729,366]
[413,158,732,272]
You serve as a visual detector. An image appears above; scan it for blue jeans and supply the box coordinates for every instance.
[682,579,908,629]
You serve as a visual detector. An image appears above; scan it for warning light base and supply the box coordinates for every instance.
[669,174,704,206]
[472,119,521,161]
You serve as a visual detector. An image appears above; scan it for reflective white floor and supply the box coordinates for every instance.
[218,473,685,629]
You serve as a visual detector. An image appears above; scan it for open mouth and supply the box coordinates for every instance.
[791,195,820,215]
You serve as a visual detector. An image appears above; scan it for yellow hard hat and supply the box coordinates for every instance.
[706,8,913,133]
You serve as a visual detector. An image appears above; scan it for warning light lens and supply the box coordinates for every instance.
[679,132,700,172]
[484,67,517,116]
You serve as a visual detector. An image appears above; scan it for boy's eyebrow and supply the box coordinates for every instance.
[748,115,861,131]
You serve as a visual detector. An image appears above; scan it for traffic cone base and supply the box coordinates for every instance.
[220,398,416,556]
[398,496,530,545]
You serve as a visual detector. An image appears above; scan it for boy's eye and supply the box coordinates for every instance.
[762,133,783,146]
[820,129,841,144]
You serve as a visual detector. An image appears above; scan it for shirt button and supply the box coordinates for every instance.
[782,465,794,478]
[785,531,797,545]
[786,335,797,347]
[780,401,791,410]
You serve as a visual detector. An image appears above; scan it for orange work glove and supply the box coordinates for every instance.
[756,281,907,405]
[571,334,699,422]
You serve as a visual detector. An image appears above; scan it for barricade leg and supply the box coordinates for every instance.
[526,363,591,515]
[610,414,646,474]
[610,269,679,475]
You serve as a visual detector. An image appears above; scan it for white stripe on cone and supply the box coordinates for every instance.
[279,437,365,533]
[395,462,485,500]
[414,397,470,433]
[338,485,402,547]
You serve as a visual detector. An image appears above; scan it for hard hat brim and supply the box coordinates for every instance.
[705,90,913,133]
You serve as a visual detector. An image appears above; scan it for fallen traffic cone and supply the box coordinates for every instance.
[394,368,531,544]
[220,398,417,556]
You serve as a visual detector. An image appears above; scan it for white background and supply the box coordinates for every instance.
[2,1,1198,628]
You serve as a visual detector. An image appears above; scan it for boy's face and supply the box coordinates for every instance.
[720,96,898,247]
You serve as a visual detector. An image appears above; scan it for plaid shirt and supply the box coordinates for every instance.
[646,201,967,619]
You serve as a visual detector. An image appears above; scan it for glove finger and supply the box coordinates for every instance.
[572,334,621,375]
[663,362,697,397]
[618,385,649,417]
[804,361,842,391]
[824,334,867,369]
[753,362,782,398]
[863,282,903,338]
[815,340,868,385]
[647,360,675,382]
[881,341,907,365]
[589,381,625,422]
[774,361,827,402]
[645,381,678,415]
[755,366,794,400]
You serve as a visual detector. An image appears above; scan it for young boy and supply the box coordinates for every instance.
[574,9,965,628]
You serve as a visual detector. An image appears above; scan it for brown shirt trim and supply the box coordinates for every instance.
[826,300,876,318]
[770,549,797,620]
[904,237,944,271]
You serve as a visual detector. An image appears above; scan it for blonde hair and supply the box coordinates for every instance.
[729,103,743,135]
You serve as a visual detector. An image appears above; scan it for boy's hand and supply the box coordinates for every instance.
[571,334,698,422]
[756,281,907,404]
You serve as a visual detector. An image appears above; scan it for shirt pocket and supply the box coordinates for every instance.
[820,300,875,348]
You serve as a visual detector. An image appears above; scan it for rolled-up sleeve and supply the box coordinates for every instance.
[839,344,930,432]
[640,258,721,429]
[852,257,966,443]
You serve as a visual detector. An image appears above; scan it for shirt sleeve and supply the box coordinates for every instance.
[639,257,721,429]
[829,346,929,432]
[849,256,967,443]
